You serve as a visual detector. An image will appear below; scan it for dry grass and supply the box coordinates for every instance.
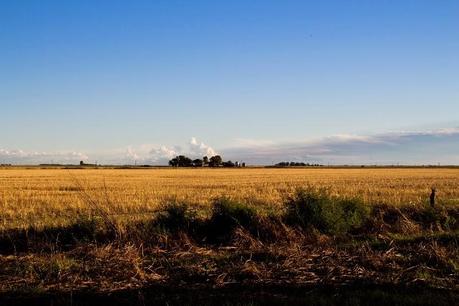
[0,168,457,303]
[1,167,459,230]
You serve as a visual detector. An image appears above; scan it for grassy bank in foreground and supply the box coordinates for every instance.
[0,187,457,304]
[2,285,457,306]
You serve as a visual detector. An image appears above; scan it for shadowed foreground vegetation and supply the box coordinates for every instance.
[0,187,458,305]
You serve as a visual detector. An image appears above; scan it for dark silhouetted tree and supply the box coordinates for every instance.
[223,160,235,167]
[193,159,203,167]
[169,155,193,167]
[209,155,223,167]
[169,157,178,167]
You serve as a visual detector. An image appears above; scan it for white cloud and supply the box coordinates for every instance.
[0,137,216,165]
[3,128,459,165]
[0,149,89,164]
[324,134,382,143]
[224,127,459,165]
[149,145,178,162]
[126,146,140,161]
[189,137,217,157]
[114,137,217,164]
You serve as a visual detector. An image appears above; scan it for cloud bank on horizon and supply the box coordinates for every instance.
[1,129,459,165]
[0,149,89,165]
[121,137,217,165]
[224,128,459,165]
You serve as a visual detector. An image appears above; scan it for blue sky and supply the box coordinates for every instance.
[1,1,458,164]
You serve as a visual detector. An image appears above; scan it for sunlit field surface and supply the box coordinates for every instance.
[1,167,458,230]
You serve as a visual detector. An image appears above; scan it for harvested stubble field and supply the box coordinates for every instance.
[0,167,458,305]
[1,167,459,230]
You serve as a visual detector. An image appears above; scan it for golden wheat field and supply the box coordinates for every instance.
[1,167,458,230]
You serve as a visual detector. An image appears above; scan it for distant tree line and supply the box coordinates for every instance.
[274,161,323,167]
[169,155,245,168]
[79,161,98,167]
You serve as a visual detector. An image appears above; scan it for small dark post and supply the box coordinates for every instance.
[430,188,436,208]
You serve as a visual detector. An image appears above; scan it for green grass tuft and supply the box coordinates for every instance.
[285,187,370,234]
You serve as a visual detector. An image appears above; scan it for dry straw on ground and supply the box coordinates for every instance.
[0,167,458,230]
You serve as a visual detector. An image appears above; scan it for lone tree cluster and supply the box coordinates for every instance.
[169,155,245,168]
[274,161,322,167]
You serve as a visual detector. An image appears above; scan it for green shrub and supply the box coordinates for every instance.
[155,201,197,233]
[72,214,100,237]
[285,187,370,235]
[285,187,332,230]
[207,198,258,242]
[211,198,257,228]
[340,198,371,229]
[420,207,441,223]
[417,206,457,230]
